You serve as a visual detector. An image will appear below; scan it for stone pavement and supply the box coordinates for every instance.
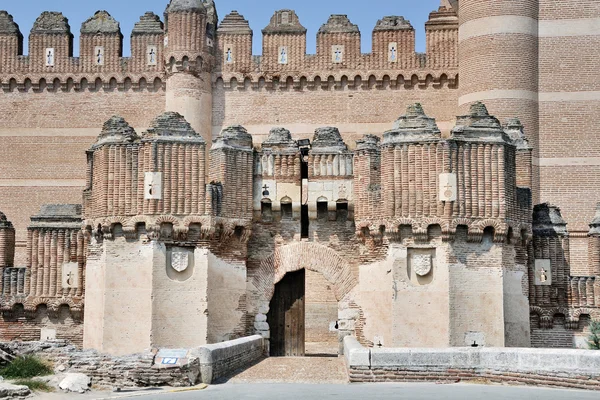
[225,356,348,384]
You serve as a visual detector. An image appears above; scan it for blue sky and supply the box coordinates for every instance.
[5,0,441,56]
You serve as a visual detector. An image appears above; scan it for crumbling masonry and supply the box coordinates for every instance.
[0,0,598,354]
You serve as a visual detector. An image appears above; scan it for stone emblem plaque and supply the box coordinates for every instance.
[61,262,79,289]
[278,46,288,64]
[332,45,344,63]
[171,250,190,273]
[94,46,104,66]
[144,172,162,200]
[439,173,457,202]
[534,259,552,286]
[147,45,158,66]
[45,48,55,67]
[412,254,432,277]
[388,42,398,63]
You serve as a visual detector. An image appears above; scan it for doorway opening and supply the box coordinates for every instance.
[267,269,305,357]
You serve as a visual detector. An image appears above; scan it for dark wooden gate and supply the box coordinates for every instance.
[267,269,305,357]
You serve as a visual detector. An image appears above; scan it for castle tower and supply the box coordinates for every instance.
[130,12,164,73]
[457,0,539,199]
[0,11,22,73]
[254,128,301,221]
[589,204,600,277]
[504,118,533,190]
[164,0,214,143]
[317,15,360,69]
[425,6,458,69]
[29,12,72,73]
[372,16,416,70]
[262,10,306,71]
[80,11,123,72]
[217,11,253,73]
[0,212,16,289]
[353,135,381,225]
[83,112,209,355]
[209,126,254,220]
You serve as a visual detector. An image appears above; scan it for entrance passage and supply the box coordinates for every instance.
[267,269,305,356]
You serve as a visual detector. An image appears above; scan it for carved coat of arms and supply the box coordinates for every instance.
[171,251,190,272]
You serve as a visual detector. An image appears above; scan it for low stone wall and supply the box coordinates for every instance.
[344,336,600,390]
[190,335,264,384]
[0,336,265,388]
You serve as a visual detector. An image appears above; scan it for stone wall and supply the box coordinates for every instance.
[0,336,265,388]
[191,335,264,384]
[344,336,600,390]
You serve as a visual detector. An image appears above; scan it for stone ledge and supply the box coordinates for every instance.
[343,336,600,390]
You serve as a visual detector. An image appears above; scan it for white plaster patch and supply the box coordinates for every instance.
[332,45,344,63]
[144,172,162,200]
[278,46,288,64]
[147,45,158,66]
[439,173,457,202]
[45,48,55,67]
[388,42,398,63]
[40,328,56,341]
[94,46,105,66]
[62,262,79,289]
[534,259,552,286]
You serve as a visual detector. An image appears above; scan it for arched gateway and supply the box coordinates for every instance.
[249,242,361,356]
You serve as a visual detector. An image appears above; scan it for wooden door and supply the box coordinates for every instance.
[267,269,305,357]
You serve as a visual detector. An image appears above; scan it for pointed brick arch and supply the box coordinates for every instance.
[255,242,357,303]
[249,242,362,349]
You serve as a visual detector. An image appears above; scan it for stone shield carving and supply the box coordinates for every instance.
[412,254,432,277]
[171,251,190,273]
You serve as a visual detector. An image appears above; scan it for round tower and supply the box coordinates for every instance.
[457,0,539,200]
[164,0,215,144]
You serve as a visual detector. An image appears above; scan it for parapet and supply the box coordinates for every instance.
[0,211,13,229]
[311,127,349,154]
[590,203,600,236]
[318,15,359,34]
[165,0,206,14]
[29,204,82,230]
[93,116,139,149]
[504,118,532,150]
[383,103,441,144]
[132,12,164,35]
[31,12,71,35]
[81,11,121,35]
[212,125,253,151]
[356,135,381,152]
[374,16,413,31]
[261,128,298,154]
[451,102,511,144]
[262,10,306,35]
[217,11,251,35]
[0,11,20,35]
[142,112,205,144]
[533,203,568,237]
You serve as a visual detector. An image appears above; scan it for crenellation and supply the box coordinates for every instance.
[0,0,598,357]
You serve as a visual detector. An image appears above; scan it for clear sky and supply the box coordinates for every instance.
[5,0,441,56]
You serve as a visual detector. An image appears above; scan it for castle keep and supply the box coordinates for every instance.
[0,0,598,355]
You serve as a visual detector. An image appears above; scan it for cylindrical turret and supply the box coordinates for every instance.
[458,0,539,200]
[164,0,214,144]
[589,203,600,277]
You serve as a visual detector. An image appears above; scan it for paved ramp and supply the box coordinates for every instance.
[225,356,348,384]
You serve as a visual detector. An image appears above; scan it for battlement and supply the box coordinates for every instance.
[0,5,458,79]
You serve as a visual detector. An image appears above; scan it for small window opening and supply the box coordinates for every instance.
[281,197,293,220]
[261,199,273,222]
[336,201,348,222]
[317,197,328,220]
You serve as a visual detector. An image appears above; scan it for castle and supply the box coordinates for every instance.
[0,0,598,356]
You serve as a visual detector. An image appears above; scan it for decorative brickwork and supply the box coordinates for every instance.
[0,0,598,356]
